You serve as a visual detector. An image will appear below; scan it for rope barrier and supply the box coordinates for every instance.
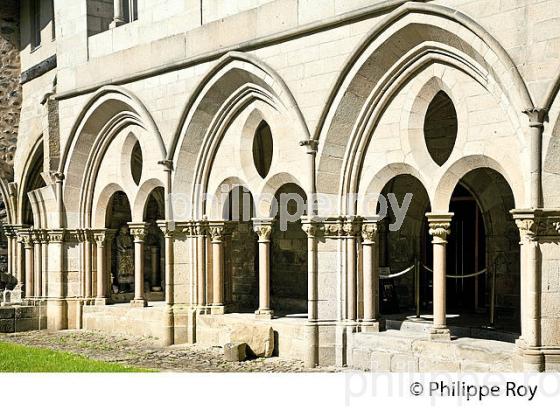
[446,269,487,279]
[422,264,487,279]
[380,264,414,279]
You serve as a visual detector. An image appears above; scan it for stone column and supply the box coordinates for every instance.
[84,230,93,300]
[105,230,116,298]
[41,230,49,298]
[195,220,207,310]
[33,230,42,298]
[46,230,67,330]
[158,221,175,346]
[523,108,546,208]
[109,0,125,28]
[129,223,148,307]
[426,212,453,340]
[343,218,359,322]
[302,217,320,367]
[253,218,274,319]
[150,246,158,290]
[361,218,380,332]
[21,231,34,298]
[16,235,24,287]
[94,230,108,305]
[513,212,541,349]
[209,222,225,314]
[5,227,13,277]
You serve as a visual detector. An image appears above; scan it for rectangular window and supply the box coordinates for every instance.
[30,0,41,49]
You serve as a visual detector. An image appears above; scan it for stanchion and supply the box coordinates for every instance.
[415,258,420,318]
[488,267,496,329]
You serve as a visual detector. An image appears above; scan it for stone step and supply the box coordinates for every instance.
[385,319,518,343]
[351,330,519,372]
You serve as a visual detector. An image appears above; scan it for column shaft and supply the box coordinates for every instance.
[24,241,34,298]
[258,240,271,311]
[432,239,447,329]
[41,239,48,297]
[95,233,107,305]
[197,233,206,306]
[34,240,42,297]
[164,231,174,305]
[84,237,92,299]
[346,236,356,321]
[212,238,224,312]
[253,220,273,319]
[134,239,145,303]
[150,246,158,290]
[426,213,453,341]
[17,240,23,286]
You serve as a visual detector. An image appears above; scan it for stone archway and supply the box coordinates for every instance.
[270,182,308,317]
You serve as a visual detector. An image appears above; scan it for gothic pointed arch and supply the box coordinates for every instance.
[314,2,533,213]
[169,52,310,219]
[59,85,166,228]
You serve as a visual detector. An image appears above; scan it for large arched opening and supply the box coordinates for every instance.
[270,182,308,317]
[222,185,258,312]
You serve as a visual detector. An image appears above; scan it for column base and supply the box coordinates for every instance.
[360,320,383,333]
[95,297,110,306]
[254,309,274,319]
[130,299,147,308]
[210,305,225,315]
[109,19,125,29]
[428,327,451,341]
[197,305,211,315]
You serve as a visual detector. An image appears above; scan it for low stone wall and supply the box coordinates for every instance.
[0,305,47,333]
[195,313,306,361]
[350,330,520,372]
[82,303,168,344]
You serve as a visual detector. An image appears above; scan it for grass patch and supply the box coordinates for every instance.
[0,341,150,372]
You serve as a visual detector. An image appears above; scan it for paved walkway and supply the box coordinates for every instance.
[0,330,338,372]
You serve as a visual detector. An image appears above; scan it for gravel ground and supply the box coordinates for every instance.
[0,330,339,372]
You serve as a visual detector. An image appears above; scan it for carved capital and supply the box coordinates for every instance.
[3,225,16,237]
[94,230,106,246]
[47,229,65,243]
[253,224,272,241]
[129,227,147,242]
[426,213,453,243]
[523,107,547,127]
[53,171,65,183]
[515,218,537,242]
[361,222,379,243]
[428,222,451,241]
[20,231,34,247]
[208,221,227,242]
[158,159,174,172]
[323,216,345,237]
[32,229,43,244]
[299,139,319,154]
[157,221,175,238]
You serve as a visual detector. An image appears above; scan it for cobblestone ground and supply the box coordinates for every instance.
[0,330,339,372]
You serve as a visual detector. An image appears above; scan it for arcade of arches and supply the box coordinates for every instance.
[4,2,560,373]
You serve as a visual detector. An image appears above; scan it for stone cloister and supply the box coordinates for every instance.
[2,0,560,372]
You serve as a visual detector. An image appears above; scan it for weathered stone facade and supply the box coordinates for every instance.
[0,0,19,178]
[2,0,560,372]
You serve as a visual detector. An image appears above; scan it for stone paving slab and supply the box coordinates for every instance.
[0,330,339,373]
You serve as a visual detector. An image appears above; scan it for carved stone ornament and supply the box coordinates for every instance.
[361,222,379,243]
[428,222,451,240]
[515,218,536,242]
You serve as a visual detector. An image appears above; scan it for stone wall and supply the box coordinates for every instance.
[0,0,19,178]
[0,0,19,276]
